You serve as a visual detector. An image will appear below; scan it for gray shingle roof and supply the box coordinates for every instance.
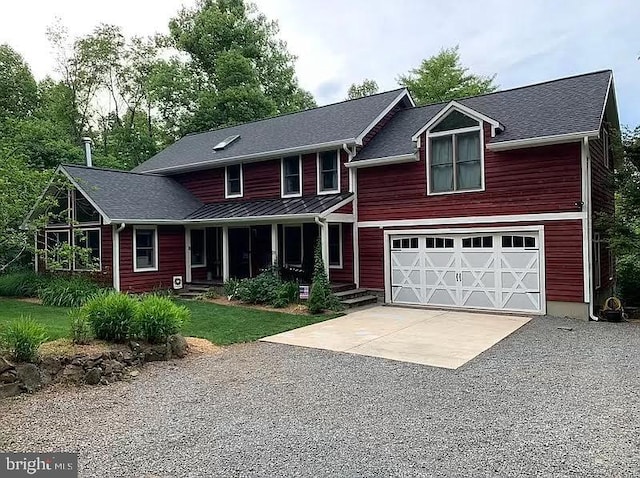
[355,70,613,161]
[60,165,203,221]
[134,88,408,174]
[187,193,352,221]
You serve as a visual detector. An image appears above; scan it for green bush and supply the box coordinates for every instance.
[308,239,341,314]
[0,271,46,298]
[38,276,102,307]
[0,316,48,362]
[68,309,92,345]
[271,281,299,308]
[223,278,241,299]
[233,267,299,308]
[133,295,190,344]
[617,257,640,306]
[82,291,138,342]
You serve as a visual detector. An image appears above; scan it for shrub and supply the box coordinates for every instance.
[38,276,102,307]
[0,316,48,362]
[271,281,299,308]
[223,278,241,300]
[308,239,341,314]
[0,271,46,298]
[233,266,300,308]
[68,309,92,345]
[133,295,190,344]
[82,291,138,342]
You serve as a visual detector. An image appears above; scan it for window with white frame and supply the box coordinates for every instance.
[318,150,339,193]
[283,225,303,267]
[74,190,100,224]
[190,229,206,267]
[603,128,611,170]
[428,110,482,194]
[282,155,302,197]
[594,233,602,289]
[45,230,70,270]
[74,229,101,271]
[225,164,243,198]
[49,190,70,226]
[328,224,342,268]
[134,227,158,272]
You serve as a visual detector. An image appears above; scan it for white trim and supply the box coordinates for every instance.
[141,139,357,175]
[594,232,602,290]
[355,89,412,145]
[58,167,112,223]
[222,226,229,281]
[358,211,584,229]
[328,223,343,269]
[351,167,360,287]
[112,225,121,291]
[225,164,243,198]
[280,155,303,198]
[319,195,355,218]
[411,102,502,142]
[316,150,341,195]
[185,228,192,284]
[189,228,207,268]
[283,224,304,267]
[598,73,614,129]
[426,124,485,196]
[133,226,159,272]
[44,229,71,271]
[486,131,599,151]
[72,227,102,272]
[325,213,355,223]
[271,224,278,265]
[346,153,418,169]
[383,225,547,315]
[602,128,611,169]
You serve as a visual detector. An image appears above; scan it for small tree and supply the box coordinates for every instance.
[347,79,379,100]
[308,238,340,314]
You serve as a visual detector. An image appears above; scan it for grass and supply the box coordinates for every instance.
[0,298,338,346]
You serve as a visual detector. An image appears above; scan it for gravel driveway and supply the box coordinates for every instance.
[1,316,639,477]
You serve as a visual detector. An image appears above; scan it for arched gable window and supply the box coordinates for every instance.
[427,109,483,194]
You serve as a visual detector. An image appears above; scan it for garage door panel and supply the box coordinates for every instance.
[462,290,496,309]
[426,288,457,306]
[392,286,422,304]
[502,292,540,311]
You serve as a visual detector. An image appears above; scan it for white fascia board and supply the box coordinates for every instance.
[140,139,357,175]
[486,131,600,151]
[319,195,355,218]
[346,153,418,169]
[411,101,502,142]
[355,89,412,145]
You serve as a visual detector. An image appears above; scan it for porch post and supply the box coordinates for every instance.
[185,227,192,283]
[222,225,229,281]
[320,221,330,277]
[271,223,278,265]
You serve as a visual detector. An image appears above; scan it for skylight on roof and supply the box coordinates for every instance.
[213,134,240,151]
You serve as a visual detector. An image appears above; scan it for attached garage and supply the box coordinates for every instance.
[387,228,544,313]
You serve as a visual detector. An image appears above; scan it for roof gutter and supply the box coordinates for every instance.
[487,130,600,151]
[140,138,358,175]
[346,153,418,169]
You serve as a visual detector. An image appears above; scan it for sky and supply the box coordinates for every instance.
[0,0,638,126]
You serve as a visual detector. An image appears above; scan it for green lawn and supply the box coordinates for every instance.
[0,298,337,345]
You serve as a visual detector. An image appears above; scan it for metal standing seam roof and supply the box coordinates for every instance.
[354,70,613,161]
[187,193,353,221]
[133,88,410,174]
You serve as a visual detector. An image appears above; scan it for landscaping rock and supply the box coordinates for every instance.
[15,364,42,393]
[168,334,189,358]
[0,357,15,374]
[40,356,64,376]
[84,368,102,385]
[0,382,21,399]
[142,344,171,362]
[129,370,140,378]
[0,370,17,384]
[61,365,84,382]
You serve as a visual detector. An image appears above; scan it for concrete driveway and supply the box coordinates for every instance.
[262,306,531,368]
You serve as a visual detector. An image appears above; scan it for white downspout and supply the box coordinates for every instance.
[583,137,598,321]
[112,223,125,291]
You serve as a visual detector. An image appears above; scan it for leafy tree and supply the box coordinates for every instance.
[308,239,340,314]
[168,0,315,132]
[398,46,497,105]
[0,44,38,119]
[347,79,379,100]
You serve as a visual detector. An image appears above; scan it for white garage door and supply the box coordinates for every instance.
[390,232,541,313]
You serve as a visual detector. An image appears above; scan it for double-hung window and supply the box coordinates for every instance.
[225,164,243,198]
[428,110,483,194]
[45,230,70,270]
[74,191,100,224]
[74,229,101,271]
[134,227,158,272]
[282,155,302,197]
[318,150,339,194]
[328,224,342,268]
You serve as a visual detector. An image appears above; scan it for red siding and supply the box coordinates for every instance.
[590,134,615,290]
[243,160,280,199]
[174,169,224,202]
[329,224,353,284]
[360,104,403,147]
[302,153,317,196]
[358,220,584,303]
[357,125,582,221]
[119,225,185,293]
[100,225,113,287]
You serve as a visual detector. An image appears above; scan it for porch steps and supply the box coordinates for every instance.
[334,288,378,309]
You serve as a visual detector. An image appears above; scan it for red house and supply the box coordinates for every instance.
[35,70,618,319]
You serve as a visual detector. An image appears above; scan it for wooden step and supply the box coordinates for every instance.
[331,283,356,293]
[340,295,378,308]
[334,288,369,299]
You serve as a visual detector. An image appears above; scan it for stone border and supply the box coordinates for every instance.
[0,334,188,399]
